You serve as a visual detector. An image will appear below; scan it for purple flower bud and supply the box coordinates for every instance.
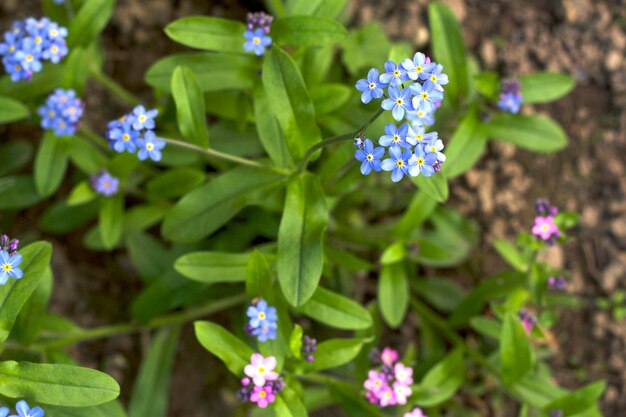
[369,348,382,366]
[548,276,567,291]
[9,239,19,255]
[501,79,521,94]
[0,235,9,250]
[549,410,563,417]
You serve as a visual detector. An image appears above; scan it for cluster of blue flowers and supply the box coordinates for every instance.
[106,106,165,162]
[0,234,22,285]
[354,53,447,182]
[243,12,272,56]
[1,401,44,417]
[90,170,119,197]
[37,89,83,136]
[0,18,68,82]
[245,299,278,342]
[497,79,523,114]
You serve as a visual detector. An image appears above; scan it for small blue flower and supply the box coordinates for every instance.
[131,105,158,131]
[10,401,44,417]
[244,28,272,56]
[410,82,444,113]
[409,145,438,177]
[246,299,278,329]
[381,86,413,121]
[252,321,277,342]
[425,136,446,163]
[354,139,384,175]
[355,68,384,104]
[379,60,407,87]
[0,406,9,417]
[497,92,522,114]
[379,123,410,148]
[90,171,119,197]
[401,52,435,81]
[137,131,166,162]
[406,123,438,146]
[381,145,415,182]
[0,249,23,285]
[424,64,448,92]
[406,108,435,126]
[109,120,139,153]
[38,88,83,136]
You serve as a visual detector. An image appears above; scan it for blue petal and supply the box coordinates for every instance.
[355,79,369,91]
[381,99,395,110]
[391,167,404,182]
[361,90,373,104]
[391,105,404,121]
[381,159,396,171]
[360,160,372,175]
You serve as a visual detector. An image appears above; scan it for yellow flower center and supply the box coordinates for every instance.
[26,54,33,62]
[421,92,428,100]
[416,133,423,140]
[393,135,400,142]
[34,36,42,44]
[258,312,266,320]
[50,30,58,37]
[542,224,549,231]
[253,37,261,45]
[122,134,131,141]
[375,380,381,386]
[415,66,423,72]
[431,75,437,82]
[139,115,147,122]
[369,82,376,89]
[14,64,21,71]
[430,146,436,152]
[69,107,75,113]
[396,160,404,167]
[366,154,373,161]
[393,70,400,76]
[48,110,55,117]
[8,45,15,52]
[146,143,154,151]
[58,122,66,129]
[417,111,425,117]
[103,181,110,189]
[259,391,267,398]
[51,45,59,53]
[2,263,11,272]
[259,367,265,373]
[60,96,67,102]
[417,157,425,165]
[396,98,403,105]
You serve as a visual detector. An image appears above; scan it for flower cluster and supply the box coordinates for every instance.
[0,400,43,417]
[531,198,560,244]
[405,407,428,417]
[37,89,83,136]
[243,12,272,56]
[518,310,537,335]
[106,106,165,162]
[302,335,317,362]
[239,354,283,408]
[364,347,413,407]
[0,18,68,82]
[90,170,119,197]
[245,299,278,342]
[0,234,23,285]
[548,275,567,291]
[354,53,447,182]
[497,79,523,114]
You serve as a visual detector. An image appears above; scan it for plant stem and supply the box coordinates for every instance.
[32,293,247,350]
[160,137,291,176]
[63,0,75,19]
[89,67,141,106]
[298,107,386,173]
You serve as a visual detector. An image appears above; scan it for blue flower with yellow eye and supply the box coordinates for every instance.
[410,82,443,113]
[379,60,408,87]
[0,250,23,285]
[356,68,384,104]
[382,86,413,121]
[137,131,166,162]
[381,146,415,182]
[354,139,384,175]
[379,123,410,148]
[244,28,272,56]
[410,145,438,177]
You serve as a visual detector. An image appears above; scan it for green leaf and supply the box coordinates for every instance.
[413,348,465,407]
[274,387,308,417]
[128,327,180,417]
[125,232,171,282]
[428,2,469,105]
[171,66,209,147]
[68,0,115,47]
[0,96,29,123]
[310,84,352,115]
[0,65,64,101]
[485,114,568,153]
[272,16,347,47]
[493,239,527,272]
[262,47,321,160]
[277,174,328,306]
[501,311,534,385]
[542,381,606,416]
[174,251,250,283]
[0,361,119,406]
[469,316,502,340]
[474,71,500,99]
[380,241,406,265]
[519,72,575,104]
[245,251,274,300]
[34,133,69,197]
[310,338,365,371]
[443,106,487,178]
[145,53,257,93]
[393,190,437,238]
[413,277,466,312]
[378,263,409,328]
[45,401,127,417]
[286,0,348,19]
[341,22,390,75]
[194,321,254,374]
[0,242,52,342]
[253,86,293,169]
[412,173,448,202]
[165,17,246,53]
[328,380,385,417]
[68,136,108,175]
[99,195,124,250]
[0,140,34,177]
[162,167,285,243]
[0,176,41,210]
[146,167,205,200]
[297,287,372,330]
[289,324,304,359]
[39,201,98,234]
[67,181,97,206]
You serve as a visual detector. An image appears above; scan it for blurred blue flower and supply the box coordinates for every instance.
[354,139,384,175]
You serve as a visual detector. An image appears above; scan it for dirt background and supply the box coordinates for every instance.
[1,0,625,416]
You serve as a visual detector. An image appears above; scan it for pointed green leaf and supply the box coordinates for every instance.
[519,72,575,104]
[378,262,409,328]
[194,321,254,375]
[34,133,69,197]
[0,96,29,124]
[542,381,605,417]
[486,114,567,153]
[253,86,293,168]
[501,311,534,385]
[310,338,365,371]
[171,66,209,147]
[272,16,347,47]
[98,195,124,250]
[165,17,246,53]
[174,251,250,283]
[413,348,465,407]
[68,0,115,47]
[245,250,274,300]
[443,106,487,178]
[297,287,372,330]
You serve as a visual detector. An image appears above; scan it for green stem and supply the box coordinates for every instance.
[298,107,385,173]
[160,137,291,176]
[89,67,142,106]
[410,297,501,378]
[63,0,75,19]
[32,293,247,350]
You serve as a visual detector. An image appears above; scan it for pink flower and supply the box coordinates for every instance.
[244,353,279,387]
[381,347,398,366]
[378,386,397,407]
[393,382,412,405]
[250,385,275,408]
[531,216,559,241]
[405,407,427,417]
[394,363,413,385]
[364,370,387,393]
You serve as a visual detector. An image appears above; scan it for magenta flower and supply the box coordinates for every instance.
[381,347,399,366]
[394,363,413,385]
[364,370,387,393]
[393,382,412,405]
[405,408,427,417]
[378,387,397,407]
[250,385,275,408]
[244,353,279,387]
[531,216,560,241]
